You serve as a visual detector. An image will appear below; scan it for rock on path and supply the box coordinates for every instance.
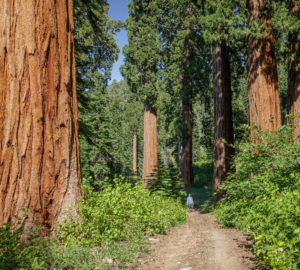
[137,211,259,270]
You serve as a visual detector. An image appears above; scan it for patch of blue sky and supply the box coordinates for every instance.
[108,0,131,84]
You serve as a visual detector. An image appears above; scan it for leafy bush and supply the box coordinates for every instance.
[55,177,186,246]
[0,177,186,269]
[214,125,300,269]
[0,221,50,270]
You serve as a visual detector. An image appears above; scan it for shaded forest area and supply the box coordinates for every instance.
[0,0,299,269]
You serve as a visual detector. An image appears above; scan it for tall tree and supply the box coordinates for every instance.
[122,0,160,188]
[247,0,282,133]
[200,0,246,199]
[287,0,300,135]
[157,0,206,186]
[133,127,138,175]
[73,0,121,181]
[213,43,234,201]
[0,0,81,234]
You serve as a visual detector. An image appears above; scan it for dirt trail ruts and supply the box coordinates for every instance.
[137,211,259,270]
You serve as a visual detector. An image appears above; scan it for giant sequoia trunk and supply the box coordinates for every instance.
[142,103,158,188]
[247,0,281,133]
[213,44,234,202]
[287,0,300,136]
[0,0,81,234]
[133,128,138,175]
[180,102,194,187]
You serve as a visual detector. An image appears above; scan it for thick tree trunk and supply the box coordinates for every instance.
[246,0,281,133]
[142,103,158,188]
[180,102,194,187]
[133,128,138,175]
[0,0,81,234]
[287,0,300,136]
[213,44,234,202]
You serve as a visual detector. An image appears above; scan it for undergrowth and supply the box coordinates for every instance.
[0,177,186,269]
[214,124,300,270]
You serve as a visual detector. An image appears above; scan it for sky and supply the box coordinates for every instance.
[108,0,130,83]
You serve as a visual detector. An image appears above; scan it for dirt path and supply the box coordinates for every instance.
[138,210,259,270]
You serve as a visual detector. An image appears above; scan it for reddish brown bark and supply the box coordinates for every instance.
[142,103,158,188]
[287,0,300,136]
[0,0,81,234]
[180,102,194,187]
[213,44,234,202]
[133,128,138,175]
[247,0,281,133]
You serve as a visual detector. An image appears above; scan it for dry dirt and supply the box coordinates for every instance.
[136,210,260,270]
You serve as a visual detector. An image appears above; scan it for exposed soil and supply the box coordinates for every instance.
[137,210,260,270]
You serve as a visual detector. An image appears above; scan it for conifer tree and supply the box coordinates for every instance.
[198,0,246,199]
[157,0,206,186]
[246,0,282,133]
[287,0,300,135]
[122,0,160,188]
[0,0,81,233]
[74,0,120,181]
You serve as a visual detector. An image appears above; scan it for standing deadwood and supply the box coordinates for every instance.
[0,0,81,234]
[287,0,300,136]
[142,103,158,188]
[213,44,234,202]
[180,101,194,187]
[247,0,281,134]
[133,127,138,175]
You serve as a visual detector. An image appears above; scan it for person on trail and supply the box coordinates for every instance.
[187,194,194,209]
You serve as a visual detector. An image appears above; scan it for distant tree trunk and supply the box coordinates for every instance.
[213,43,234,202]
[142,103,158,188]
[180,102,194,187]
[246,0,281,134]
[0,0,81,234]
[133,128,138,175]
[287,0,300,137]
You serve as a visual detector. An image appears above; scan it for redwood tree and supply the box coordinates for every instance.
[0,0,81,234]
[133,127,138,176]
[287,0,300,135]
[213,44,234,201]
[247,0,282,132]
[122,0,159,188]
[157,0,202,187]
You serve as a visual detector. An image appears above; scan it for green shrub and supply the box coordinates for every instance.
[0,177,186,269]
[0,221,50,270]
[55,176,187,246]
[214,125,300,269]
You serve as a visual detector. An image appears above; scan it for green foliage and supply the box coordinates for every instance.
[214,125,300,269]
[0,221,50,270]
[193,159,213,188]
[0,178,186,269]
[122,0,160,106]
[55,177,186,246]
[149,163,187,200]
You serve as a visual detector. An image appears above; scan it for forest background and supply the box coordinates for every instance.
[0,0,299,269]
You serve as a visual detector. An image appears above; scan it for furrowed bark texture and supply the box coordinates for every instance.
[142,103,157,188]
[213,44,234,202]
[0,0,81,234]
[287,0,300,136]
[247,0,281,133]
[133,128,137,175]
[180,102,193,187]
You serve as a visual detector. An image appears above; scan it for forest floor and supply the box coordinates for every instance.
[133,184,262,270]
[137,210,260,270]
